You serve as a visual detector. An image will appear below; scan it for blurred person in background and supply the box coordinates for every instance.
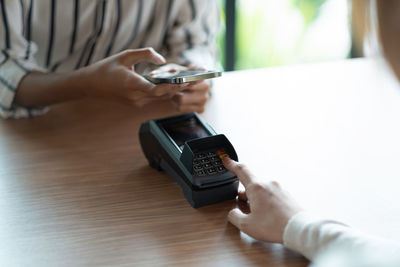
[0,0,219,119]
[223,0,400,266]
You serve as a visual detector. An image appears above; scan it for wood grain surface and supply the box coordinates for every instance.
[5,58,400,266]
[0,97,307,266]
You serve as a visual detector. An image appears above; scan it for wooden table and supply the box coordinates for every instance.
[1,58,400,266]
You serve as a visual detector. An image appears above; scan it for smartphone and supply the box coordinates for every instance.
[144,70,222,84]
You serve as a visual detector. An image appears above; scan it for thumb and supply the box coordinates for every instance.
[228,208,249,231]
[119,48,166,66]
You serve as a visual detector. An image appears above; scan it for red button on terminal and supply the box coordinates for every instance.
[216,149,228,159]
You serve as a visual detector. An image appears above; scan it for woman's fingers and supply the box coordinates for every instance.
[222,157,256,188]
[119,47,166,66]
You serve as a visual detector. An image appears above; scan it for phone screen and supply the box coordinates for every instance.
[161,116,210,150]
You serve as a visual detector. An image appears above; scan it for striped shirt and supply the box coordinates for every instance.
[0,0,220,119]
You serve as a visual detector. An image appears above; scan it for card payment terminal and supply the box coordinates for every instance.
[139,113,239,208]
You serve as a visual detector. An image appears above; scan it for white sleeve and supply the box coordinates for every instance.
[0,0,48,119]
[283,211,400,266]
[163,0,220,69]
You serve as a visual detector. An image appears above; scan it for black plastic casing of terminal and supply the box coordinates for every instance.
[139,113,239,208]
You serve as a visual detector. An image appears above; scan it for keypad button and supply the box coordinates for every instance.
[213,161,222,166]
[203,163,212,168]
[216,149,229,159]
[195,153,206,159]
[210,156,219,162]
[194,165,203,170]
[194,160,201,165]
[201,158,210,163]
[207,167,217,175]
[196,170,206,176]
[217,166,226,172]
[207,152,216,157]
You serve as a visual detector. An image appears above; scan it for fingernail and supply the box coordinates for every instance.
[222,156,231,164]
[156,55,166,64]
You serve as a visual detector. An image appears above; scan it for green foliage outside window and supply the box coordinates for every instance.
[219,0,351,70]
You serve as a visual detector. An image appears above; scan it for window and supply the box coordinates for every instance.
[220,0,351,71]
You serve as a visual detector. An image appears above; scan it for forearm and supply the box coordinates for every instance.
[283,212,400,263]
[15,70,87,107]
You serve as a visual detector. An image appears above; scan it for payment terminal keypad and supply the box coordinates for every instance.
[193,149,229,176]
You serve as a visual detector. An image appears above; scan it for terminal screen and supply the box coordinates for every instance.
[162,117,210,150]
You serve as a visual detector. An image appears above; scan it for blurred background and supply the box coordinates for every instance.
[219,0,363,71]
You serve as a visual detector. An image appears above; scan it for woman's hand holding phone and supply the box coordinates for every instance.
[146,63,216,113]
[16,48,189,109]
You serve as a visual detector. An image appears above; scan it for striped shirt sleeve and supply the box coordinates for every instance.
[0,0,47,119]
[163,0,220,69]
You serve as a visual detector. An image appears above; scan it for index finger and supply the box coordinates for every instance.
[149,63,188,75]
[119,48,166,66]
[222,157,255,188]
